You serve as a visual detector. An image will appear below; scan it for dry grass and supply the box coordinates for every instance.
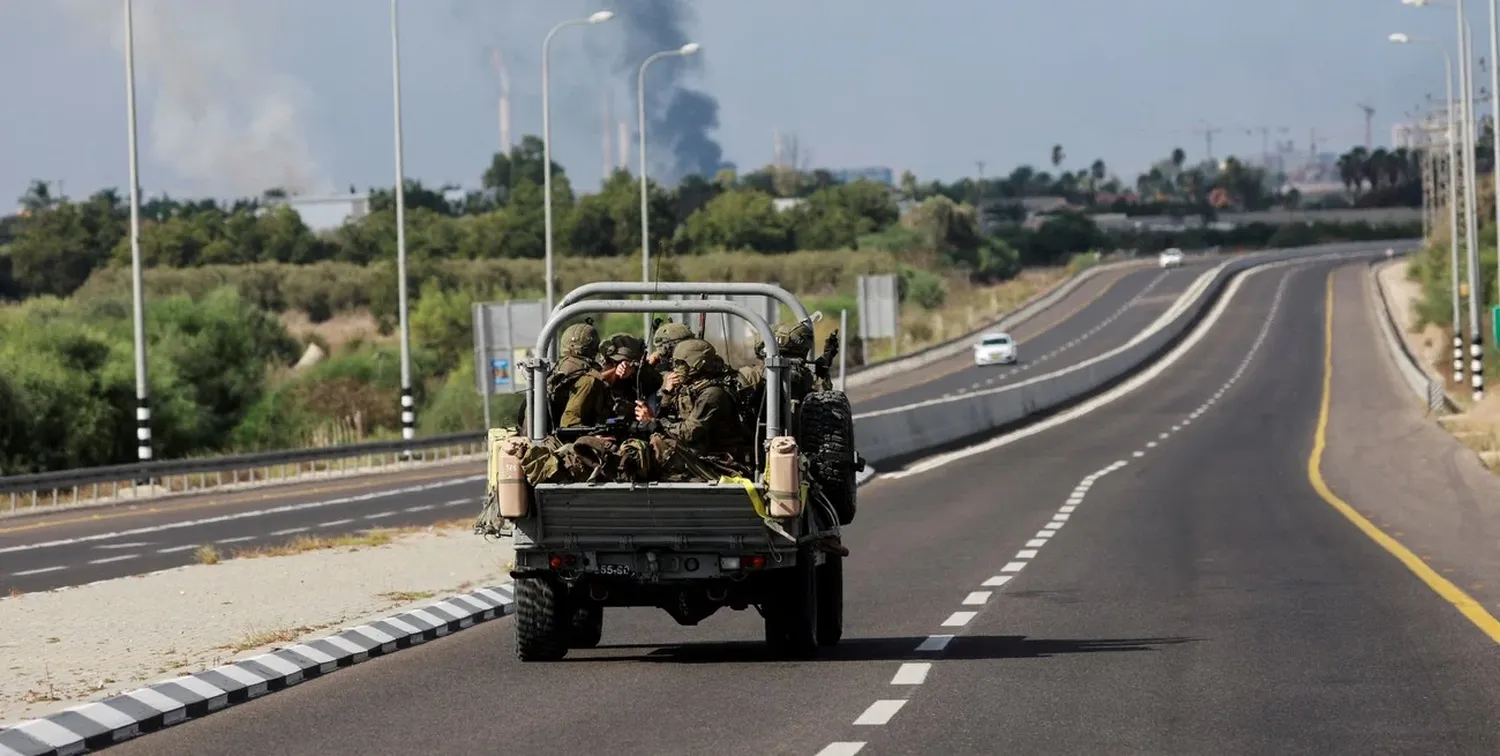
[377,590,436,604]
[194,545,221,565]
[281,309,393,352]
[232,530,395,559]
[222,625,317,653]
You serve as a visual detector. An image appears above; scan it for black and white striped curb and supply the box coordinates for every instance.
[0,584,515,756]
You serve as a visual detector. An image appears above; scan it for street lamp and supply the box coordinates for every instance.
[541,10,615,314]
[390,0,416,443]
[1404,0,1486,400]
[123,0,151,466]
[637,41,701,335]
[1391,32,1465,385]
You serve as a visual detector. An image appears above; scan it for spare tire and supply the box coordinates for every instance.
[798,390,857,525]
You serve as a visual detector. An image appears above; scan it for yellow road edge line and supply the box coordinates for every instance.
[1309,270,1500,644]
[0,463,483,537]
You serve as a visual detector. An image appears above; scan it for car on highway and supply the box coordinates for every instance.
[973,332,1018,366]
[1159,248,1185,268]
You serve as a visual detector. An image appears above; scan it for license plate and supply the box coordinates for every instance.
[596,563,633,577]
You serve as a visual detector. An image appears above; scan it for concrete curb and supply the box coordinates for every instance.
[0,586,517,756]
[1367,256,1455,414]
[843,258,1150,390]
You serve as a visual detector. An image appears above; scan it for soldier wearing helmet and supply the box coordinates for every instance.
[641,321,695,413]
[596,332,647,422]
[633,339,750,477]
[518,321,609,431]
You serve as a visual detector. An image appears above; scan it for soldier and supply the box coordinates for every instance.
[633,339,751,480]
[737,322,823,437]
[516,321,604,431]
[642,321,695,415]
[597,333,646,422]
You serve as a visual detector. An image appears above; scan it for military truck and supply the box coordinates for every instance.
[483,283,859,661]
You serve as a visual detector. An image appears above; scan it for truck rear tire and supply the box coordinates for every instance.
[567,604,604,649]
[764,546,819,658]
[816,554,843,646]
[515,575,569,662]
[799,391,857,525]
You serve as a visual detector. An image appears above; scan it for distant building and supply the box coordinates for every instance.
[832,167,894,185]
[773,197,807,213]
[271,193,370,233]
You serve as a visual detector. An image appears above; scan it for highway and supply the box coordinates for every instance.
[98,253,1500,754]
[0,257,1203,595]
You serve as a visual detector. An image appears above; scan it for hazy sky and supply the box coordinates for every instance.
[0,0,1469,203]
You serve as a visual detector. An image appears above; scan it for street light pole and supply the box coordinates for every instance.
[1459,2,1485,399]
[637,42,700,336]
[1406,0,1487,398]
[542,10,615,314]
[1393,33,1466,385]
[390,0,415,442]
[123,0,151,465]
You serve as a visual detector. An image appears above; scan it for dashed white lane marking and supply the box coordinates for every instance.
[363,511,397,520]
[318,519,354,528]
[891,663,932,685]
[941,611,977,627]
[10,565,67,577]
[915,634,953,652]
[814,266,1303,755]
[156,544,199,554]
[853,700,908,726]
[269,527,309,536]
[0,477,485,555]
[405,504,438,513]
[815,743,865,756]
[214,536,256,545]
[93,541,153,550]
[86,554,138,566]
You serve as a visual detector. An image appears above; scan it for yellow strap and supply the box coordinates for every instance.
[720,475,769,519]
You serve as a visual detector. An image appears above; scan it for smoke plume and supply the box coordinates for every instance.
[59,0,326,197]
[599,0,728,182]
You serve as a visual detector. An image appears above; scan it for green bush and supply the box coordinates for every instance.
[897,265,948,310]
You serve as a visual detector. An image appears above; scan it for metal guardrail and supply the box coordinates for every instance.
[1367,257,1455,415]
[1,431,486,516]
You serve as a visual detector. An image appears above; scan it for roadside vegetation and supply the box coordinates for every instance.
[0,137,1418,475]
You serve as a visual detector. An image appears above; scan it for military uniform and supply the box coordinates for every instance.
[517,322,608,431]
[647,339,752,480]
[597,333,646,422]
[643,322,694,416]
[737,322,819,436]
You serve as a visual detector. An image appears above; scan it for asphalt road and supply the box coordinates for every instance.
[100,253,1500,755]
[0,258,1204,594]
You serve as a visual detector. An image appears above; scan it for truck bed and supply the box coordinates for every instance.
[516,480,802,551]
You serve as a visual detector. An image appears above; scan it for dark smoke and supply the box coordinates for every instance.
[601,0,730,182]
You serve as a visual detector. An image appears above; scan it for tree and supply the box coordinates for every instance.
[682,189,792,253]
[481,135,566,204]
[1051,145,1066,169]
[1089,159,1107,187]
[1171,147,1186,170]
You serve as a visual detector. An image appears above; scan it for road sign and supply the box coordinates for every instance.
[856,273,899,341]
[472,299,546,396]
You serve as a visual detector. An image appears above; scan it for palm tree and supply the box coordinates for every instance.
[1171,147,1187,171]
[1050,144,1065,169]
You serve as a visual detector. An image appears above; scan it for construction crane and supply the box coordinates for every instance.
[1189,122,1225,161]
[1241,125,1291,167]
[1357,103,1375,150]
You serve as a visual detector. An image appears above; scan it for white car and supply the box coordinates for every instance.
[974,332,1018,366]
[1159,248,1185,268]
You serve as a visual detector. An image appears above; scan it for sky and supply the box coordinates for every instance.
[0,0,1471,204]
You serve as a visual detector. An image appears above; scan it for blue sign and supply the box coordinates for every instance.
[491,358,511,388]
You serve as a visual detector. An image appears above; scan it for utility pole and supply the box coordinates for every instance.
[1196,122,1224,161]
[975,160,986,234]
[1358,103,1376,150]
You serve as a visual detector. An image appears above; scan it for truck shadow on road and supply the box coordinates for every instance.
[563,635,1200,664]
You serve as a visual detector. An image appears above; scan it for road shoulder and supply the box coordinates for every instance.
[1323,263,1500,617]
